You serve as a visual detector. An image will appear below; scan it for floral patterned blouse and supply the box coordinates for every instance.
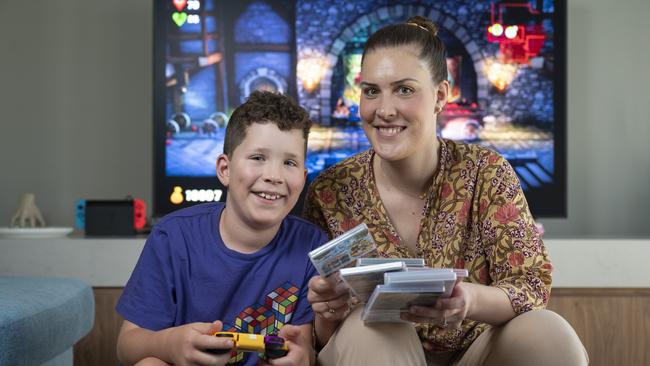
[303,138,552,352]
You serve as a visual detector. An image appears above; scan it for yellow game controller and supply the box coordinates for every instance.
[208,331,288,359]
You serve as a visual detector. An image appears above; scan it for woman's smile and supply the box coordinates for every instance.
[375,125,406,137]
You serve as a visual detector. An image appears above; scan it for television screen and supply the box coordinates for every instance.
[154,0,566,217]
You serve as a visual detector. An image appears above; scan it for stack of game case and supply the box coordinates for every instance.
[361,268,468,323]
[338,257,468,323]
[307,224,468,323]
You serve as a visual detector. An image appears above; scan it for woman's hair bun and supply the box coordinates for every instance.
[405,15,438,36]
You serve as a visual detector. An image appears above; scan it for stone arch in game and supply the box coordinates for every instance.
[319,5,490,124]
[239,67,289,104]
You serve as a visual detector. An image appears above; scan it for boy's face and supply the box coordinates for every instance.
[216,123,307,230]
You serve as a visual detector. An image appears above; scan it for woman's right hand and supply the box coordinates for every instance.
[307,275,352,322]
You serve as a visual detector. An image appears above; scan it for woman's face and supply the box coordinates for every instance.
[360,45,447,162]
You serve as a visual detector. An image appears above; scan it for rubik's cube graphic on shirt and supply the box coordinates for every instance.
[265,282,299,328]
[224,281,301,364]
[235,303,276,335]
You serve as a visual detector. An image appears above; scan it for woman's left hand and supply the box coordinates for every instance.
[400,280,472,330]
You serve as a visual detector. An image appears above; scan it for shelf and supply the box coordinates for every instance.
[0,236,145,287]
[1,237,648,288]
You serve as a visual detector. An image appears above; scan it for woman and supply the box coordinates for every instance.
[304,16,588,366]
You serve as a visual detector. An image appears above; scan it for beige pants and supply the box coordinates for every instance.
[317,307,588,366]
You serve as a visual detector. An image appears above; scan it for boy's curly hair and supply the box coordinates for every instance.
[223,91,312,157]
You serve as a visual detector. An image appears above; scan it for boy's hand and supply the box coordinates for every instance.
[258,324,313,366]
[164,320,234,366]
[307,275,351,322]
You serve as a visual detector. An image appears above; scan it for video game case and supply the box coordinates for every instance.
[384,269,467,297]
[339,261,406,302]
[356,257,426,268]
[361,268,469,323]
[361,283,446,323]
[385,268,461,283]
[308,223,378,277]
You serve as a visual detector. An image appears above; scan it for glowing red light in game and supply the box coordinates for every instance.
[485,2,546,64]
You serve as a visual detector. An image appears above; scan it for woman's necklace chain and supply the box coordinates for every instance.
[379,168,430,201]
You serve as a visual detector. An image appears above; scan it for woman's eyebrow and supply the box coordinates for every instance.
[390,78,419,86]
[359,78,419,87]
[359,81,376,88]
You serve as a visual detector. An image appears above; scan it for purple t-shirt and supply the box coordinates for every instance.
[116,202,326,364]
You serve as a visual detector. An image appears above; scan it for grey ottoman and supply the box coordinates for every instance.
[0,277,94,366]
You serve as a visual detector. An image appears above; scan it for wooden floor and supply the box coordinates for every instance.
[75,288,650,366]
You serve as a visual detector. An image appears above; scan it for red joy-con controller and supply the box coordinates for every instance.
[133,198,146,230]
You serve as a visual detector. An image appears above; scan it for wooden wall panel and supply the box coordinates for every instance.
[547,288,650,366]
[74,288,123,366]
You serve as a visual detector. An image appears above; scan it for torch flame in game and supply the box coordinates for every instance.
[483,58,518,92]
[297,57,327,93]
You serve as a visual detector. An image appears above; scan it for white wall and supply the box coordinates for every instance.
[0,0,152,223]
[542,0,650,237]
[1,0,649,238]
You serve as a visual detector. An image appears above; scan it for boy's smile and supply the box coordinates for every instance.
[253,191,284,201]
[217,123,307,242]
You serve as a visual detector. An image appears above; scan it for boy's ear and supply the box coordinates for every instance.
[216,154,230,187]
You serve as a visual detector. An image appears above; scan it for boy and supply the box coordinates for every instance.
[116,91,326,366]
